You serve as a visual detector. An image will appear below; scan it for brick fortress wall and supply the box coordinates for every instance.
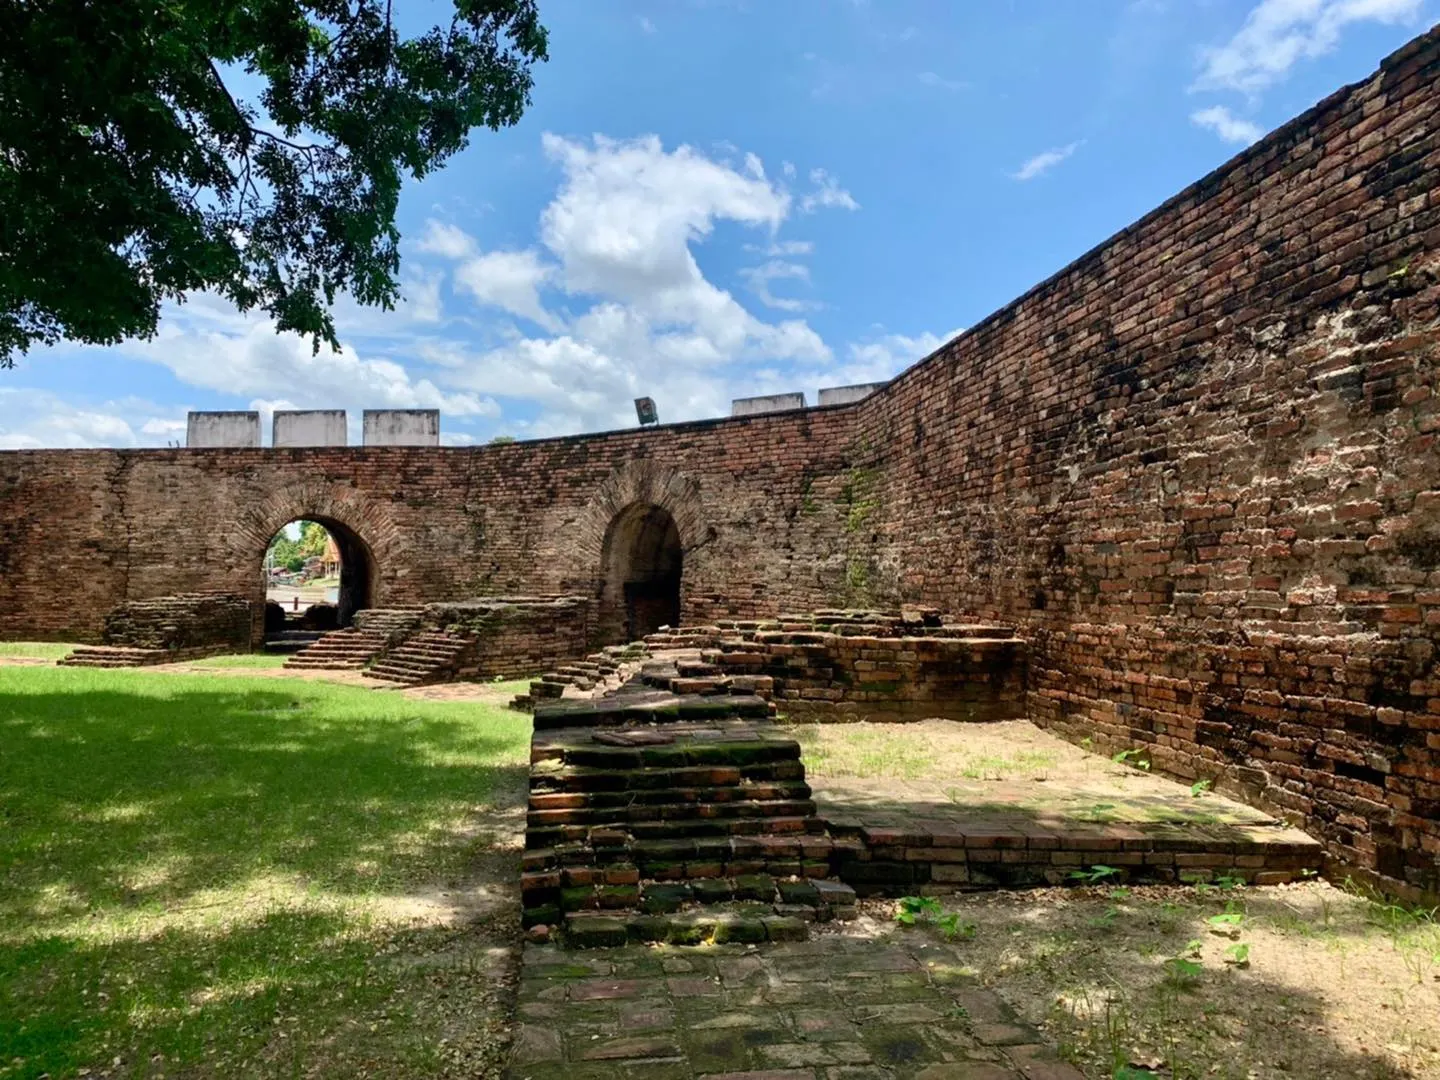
[0,28,1437,897]
[861,28,1440,900]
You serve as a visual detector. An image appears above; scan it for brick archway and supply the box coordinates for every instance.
[564,462,709,644]
[227,483,398,641]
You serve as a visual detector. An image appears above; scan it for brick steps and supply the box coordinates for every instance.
[284,628,388,669]
[59,645,171,668]
[511,643,651,712]
[524,708,853,941]
[364,630,471,686]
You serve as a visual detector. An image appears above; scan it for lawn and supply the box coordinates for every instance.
[0,643,72,661]
[0,667,531,1080]
[182,653,291,669]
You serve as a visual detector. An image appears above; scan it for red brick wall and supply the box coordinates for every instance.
[1,27,1437,898]
[0,407,872,644]
[861,28,1440,900]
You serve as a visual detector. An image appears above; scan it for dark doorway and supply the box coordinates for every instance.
[599,503,683,644]
[263,518,374,631]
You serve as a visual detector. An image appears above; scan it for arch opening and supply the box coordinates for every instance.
[599,503,683,644]
[262,517,375,638]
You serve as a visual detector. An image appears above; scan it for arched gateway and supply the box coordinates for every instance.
[599,502,683,643]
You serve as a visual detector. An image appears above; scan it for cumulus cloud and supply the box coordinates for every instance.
[413,219,478,259]
[1011,142,1082,181]
[454,248,560,331]
[10,132,876,445]
[122,298,498,418]
[1193,0,1423,94]
[0,389,184,449]
[834,328,965,386]
[1191,105,1266,144]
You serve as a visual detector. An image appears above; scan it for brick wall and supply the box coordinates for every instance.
[0,409,869,645]
[424,597,594,679]
[0,27,1437,898]
[860,28,1440,900]
[102,594,252,652]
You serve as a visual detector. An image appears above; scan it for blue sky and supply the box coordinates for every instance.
[2,0,1434,448]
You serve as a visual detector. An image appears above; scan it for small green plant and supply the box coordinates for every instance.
[1112,748,1152,771]
[895,895,943,925]
[1189,779,1212,797]
[895,896,975,941]
[1206,911,1245,939]
[1163,939,1205,987]
[1214,873,1246,891]
[936,911,977,941]
[1069,864,1123,885]
[1224,942,1252,966]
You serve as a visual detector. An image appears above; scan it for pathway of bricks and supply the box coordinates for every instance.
[507,928,1083,1079]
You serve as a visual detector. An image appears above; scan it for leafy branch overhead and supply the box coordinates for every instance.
[0,0,548,366]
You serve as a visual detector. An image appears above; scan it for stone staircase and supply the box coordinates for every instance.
[364,630,472,687]
[58,645,173,668]
[521,680,857,947]
[511,642,651,711]
[283,628,388,670]
[263,629,323,654]
[282,607,423,671]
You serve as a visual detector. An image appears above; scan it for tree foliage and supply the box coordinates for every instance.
[0,0,548,366]
[267,519,331,573]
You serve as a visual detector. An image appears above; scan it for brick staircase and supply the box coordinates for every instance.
[364,630,472,687]
[282,607,423,671]
[522,680,857,947]
[59,645,173,668]
[511,642,650,711]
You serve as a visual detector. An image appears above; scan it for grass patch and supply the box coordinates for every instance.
[188,653,291,669]
[957,749,1058,780]
[0,667,530,1079]
[790,724,938,780]
[0,642,72,660]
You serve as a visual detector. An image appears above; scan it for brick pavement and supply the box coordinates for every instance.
[506,929,1084,1079]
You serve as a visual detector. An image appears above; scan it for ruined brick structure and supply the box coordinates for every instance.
[1,28,1438,898]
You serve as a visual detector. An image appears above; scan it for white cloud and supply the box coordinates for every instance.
[834,328,964,386]
[1193,0,1423,94]
[740,260,814,312]
[799,168,859,213]
[0,389,184,449]
[917,71,966,91]
[453,247,560,331]
[1191,105,1266,144]
[120,299,498,418]
[11,133,877,445]
[1011,141,1082,181]
[413,219,477,260]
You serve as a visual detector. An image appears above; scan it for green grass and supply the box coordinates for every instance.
[0,642,72,660]
[187,652,291,669]
[0,667,530,1079]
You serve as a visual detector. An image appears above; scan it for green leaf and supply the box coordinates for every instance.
[1224,943,1251,965]
[1190,779,1212,797]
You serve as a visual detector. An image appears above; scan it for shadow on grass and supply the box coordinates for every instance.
[1,669,530,919]
[0,668,531,1078]
[0,906,457,1080]
[910,886,1434,1080]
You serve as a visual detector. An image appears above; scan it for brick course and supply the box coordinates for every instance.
[2,27,1438,898]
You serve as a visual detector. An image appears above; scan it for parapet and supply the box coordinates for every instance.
[731,393,806,417]
[273,410,347,447]
[362,409,439,446]
[186,411,260,448]
[818,382,886,407]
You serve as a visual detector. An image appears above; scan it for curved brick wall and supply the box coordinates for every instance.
[860,27,1440,900]
[1,27,1437,897]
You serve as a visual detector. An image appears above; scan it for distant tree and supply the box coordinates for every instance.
[0,0,548,366]
[297,520,329,557]
[489,434,516,444]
